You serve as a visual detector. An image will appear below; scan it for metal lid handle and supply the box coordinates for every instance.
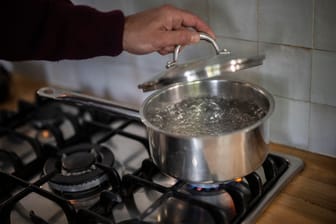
[166,33,230,68]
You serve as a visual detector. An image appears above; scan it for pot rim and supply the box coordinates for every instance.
[139,79,275,138]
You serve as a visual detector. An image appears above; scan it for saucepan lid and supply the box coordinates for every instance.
[138,33,265,92]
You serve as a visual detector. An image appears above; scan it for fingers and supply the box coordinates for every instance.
[181,14,215,39]
[153,29,200,52]
[155,5,215,53]
[163,5,215,39]
[122,4,215,55]
[158,46,175,55]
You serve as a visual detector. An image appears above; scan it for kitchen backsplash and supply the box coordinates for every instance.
[2,0,336,158]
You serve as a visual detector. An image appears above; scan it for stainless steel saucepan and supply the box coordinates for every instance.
[37,79,274,183]
[37,33,274,183]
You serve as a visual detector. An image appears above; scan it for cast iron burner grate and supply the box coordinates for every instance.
[111,154,290,224]
[0,98,304,224]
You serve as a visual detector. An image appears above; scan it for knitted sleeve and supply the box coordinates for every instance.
[0,0,125,61]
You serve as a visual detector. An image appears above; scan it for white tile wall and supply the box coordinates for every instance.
[259,0,313,48]
[104,61,149,107]
[163,0,209,21]
[258,43,311,101]
[71,58,111,97]
[73,55,152,106]
[133,53,168,84]
[270,96,310,149]
[209,0,258,41]
[44,61,81,90]
[217,38,258,57]
[124,0,164,14]
[314,0,336,51]
[6,0,336,157]
[311,50,336,107]
[310,103,336,157]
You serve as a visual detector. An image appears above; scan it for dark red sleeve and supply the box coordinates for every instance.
[0,0,125,61]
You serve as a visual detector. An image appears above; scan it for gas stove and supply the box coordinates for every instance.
[0,97,304,224]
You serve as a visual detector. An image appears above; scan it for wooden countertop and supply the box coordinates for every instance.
[1,74,336,223]
[257,144,336,224]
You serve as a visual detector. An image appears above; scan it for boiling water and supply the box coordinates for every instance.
[147,97,267,136]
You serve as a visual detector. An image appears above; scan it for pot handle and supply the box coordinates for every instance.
[166,33,230,68]
[37,87,142,121]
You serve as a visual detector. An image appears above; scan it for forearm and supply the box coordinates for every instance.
[0,0,125,61]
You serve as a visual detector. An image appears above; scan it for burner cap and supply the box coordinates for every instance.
[44,144,114,199]
[62,152,95,172]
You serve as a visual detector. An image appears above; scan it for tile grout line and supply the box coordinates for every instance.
[257,0,260,55]
[308,0,316,152]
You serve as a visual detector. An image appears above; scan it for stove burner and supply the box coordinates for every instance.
[31,104,64,129]
[182,183,237,221]
[62,151,95,173]
[36,129,57,145]
[187,183,225,193]
[43,144,114,199]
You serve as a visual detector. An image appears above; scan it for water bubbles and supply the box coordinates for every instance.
[147,97,267,136]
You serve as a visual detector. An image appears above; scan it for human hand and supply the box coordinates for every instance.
[122,4,215,55]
